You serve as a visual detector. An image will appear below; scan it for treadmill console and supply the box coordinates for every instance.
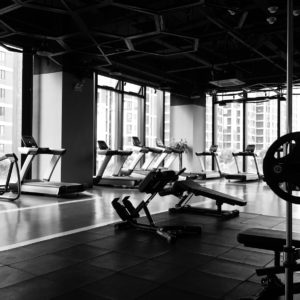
[156,139,165,148]
[22,136,38,148]
[98,140,109,150]
[245,145,255,153]
[132,136,142,147]
[209,145,218,153]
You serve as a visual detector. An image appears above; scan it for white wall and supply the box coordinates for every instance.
[170,94,206,172]
[32,72,62,181]
[32,67,94,186]
[170,105,194,171]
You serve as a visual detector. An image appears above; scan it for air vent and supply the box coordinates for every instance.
[209,78,245,87]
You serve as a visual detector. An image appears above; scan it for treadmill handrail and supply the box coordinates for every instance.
[19,147,66,182]
[97,149,119,155]
[232,151,257,157]
[18,147,66,156]
[195,151,219,156]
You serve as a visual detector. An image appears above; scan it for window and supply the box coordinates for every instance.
[216,101,243,173]
[205,95,213,150]
[0,88,4,98]
[246,99,277,173]
[124,82,141,94]
[0,51,5,61]
[0,107,5,116]
[292,88,300,131]
[96,87,120,173]
[164,92,171,145]
[0,144,4,153]
[0,70,5,80]
[96,74,169,173]
[145,87,163,147]
[0,46,22,157]
[126,124,132,133]
[256,129,263,135]
[123,95,143,149]
[127,112,132,122]
[97,74,118,88]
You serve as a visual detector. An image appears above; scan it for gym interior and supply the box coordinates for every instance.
[0,0,300,299]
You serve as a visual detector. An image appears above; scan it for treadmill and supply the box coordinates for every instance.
[155,139,201,180]
[195,145,222,179]
[19,136,85,196]
[93,141,144,187]
[224,144,261,182]
[131,136,171,176]
[156,138,184,170]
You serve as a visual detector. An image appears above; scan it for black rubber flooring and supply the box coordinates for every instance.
[0,211,292,299]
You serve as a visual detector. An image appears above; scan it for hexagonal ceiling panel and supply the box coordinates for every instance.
[80,5,157,37]
[1,7,76,37]
[131,32,197,56]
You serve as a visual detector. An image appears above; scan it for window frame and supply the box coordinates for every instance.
[94,74,171,173]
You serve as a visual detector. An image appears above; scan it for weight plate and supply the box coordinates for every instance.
[263,132,300,204]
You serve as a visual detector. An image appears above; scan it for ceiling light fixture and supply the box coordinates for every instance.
[268,6,279,14]
[294,9,300,16]
[227,9,236,16]
[266,16,277,24]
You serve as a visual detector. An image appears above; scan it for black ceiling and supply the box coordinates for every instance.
[0,0,299,96]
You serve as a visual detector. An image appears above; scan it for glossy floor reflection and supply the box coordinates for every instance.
[0,178,295,250]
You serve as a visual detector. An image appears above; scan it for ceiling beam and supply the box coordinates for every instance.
[59,0,111,65]
[167,55,280,73]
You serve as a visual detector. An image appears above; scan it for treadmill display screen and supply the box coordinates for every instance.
[209,145,218,152]
[98,141,109,150]
[156,139,164,148]
[245,145,255,153]
[22,136,38,148]
[132,136,142,147]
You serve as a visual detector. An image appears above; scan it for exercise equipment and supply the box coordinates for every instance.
[224,144,261,182]
[195,145,222,179]
[93,140,143,187]
[156,138,184,170]
[237,132,300,299]
[155,139,200,179]
[0,153,21,201]
[131,136,171,175]
[165,180,246,219]
[19,136,85,196]
[112,169,202,243]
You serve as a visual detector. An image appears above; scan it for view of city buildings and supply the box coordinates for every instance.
[96,75,170,173]
[0,46,22,157]
[206,89,300,173]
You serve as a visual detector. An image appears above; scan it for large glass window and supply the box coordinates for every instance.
[96,75,121,172]
[205,95,213,150]
[246,96,278,173]
[123,94,143,149]
[292,88,300,131]
[164,92,171,145]
[96,75,170,173]
[145,87,163,147]
[96,88,120,149]
[0,46,22,156]
[216,99,243,173]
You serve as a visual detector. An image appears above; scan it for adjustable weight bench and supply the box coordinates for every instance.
[166,180,246,219]
[112,169,202,243]
[238,228,300,298]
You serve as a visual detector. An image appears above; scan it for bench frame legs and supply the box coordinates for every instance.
[169,194,240,220]
[112,194,202,243]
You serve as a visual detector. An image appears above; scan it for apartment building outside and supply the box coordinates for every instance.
[0,46,22,156]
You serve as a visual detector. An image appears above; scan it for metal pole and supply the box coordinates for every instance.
[285,0,294,299]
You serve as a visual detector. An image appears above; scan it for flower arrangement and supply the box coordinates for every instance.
[171,138,188,152]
